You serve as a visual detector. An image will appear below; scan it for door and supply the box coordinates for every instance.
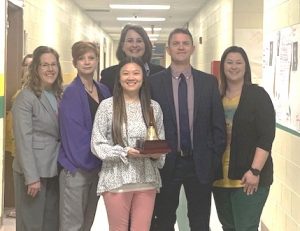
[5,1,23,209]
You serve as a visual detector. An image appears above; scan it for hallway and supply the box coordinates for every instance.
[1,1,300,230]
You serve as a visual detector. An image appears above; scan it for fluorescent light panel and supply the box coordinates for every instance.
[117,17,165,22]
[144,27,162,32]
[148,34,160,37]
[110,4,170,10]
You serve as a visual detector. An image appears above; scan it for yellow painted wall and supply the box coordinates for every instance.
[262,1,300,230]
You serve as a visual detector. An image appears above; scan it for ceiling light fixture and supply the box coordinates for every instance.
[117,17,166,22]
[144,27,162,32]
[150,38,158,41]
[110,4,170,10]
[148,34,160,37]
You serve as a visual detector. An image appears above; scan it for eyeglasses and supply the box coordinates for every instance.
[39,63,58,70]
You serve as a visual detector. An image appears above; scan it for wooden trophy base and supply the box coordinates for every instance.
[136,139,171,154]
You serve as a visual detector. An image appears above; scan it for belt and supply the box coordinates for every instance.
[177,150,193,158]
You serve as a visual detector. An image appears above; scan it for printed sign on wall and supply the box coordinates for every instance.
[263,24,300,134]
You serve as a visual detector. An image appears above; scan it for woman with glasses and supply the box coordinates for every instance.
[100,24,165,94]
[12,46,63,231]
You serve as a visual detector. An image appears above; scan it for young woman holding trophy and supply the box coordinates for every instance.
[91,57,166,231]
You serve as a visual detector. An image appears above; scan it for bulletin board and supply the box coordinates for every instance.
[262,24,300,135]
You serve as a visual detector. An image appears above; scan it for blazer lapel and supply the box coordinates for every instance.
[40,92,59,130]
[192,68,205,124]
[162,68,177,124]
[75,76,93,129]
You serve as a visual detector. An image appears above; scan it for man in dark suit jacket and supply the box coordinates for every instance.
[150,28,226,231]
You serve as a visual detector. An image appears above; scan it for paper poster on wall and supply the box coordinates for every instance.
[262,25,300,133]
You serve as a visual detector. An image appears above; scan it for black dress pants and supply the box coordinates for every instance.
[151,156,212,231]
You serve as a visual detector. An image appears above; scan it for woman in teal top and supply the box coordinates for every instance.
[213,46,276,231]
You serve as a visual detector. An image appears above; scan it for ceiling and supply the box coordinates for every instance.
[72,0,208,42]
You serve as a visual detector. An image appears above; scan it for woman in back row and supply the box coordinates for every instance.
[100,24,164,94]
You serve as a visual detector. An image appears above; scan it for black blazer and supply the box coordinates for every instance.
[150,67,226,184]
[227,84,275,186]
[100,63,165,94]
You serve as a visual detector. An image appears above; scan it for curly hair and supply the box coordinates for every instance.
[27,46,63,99]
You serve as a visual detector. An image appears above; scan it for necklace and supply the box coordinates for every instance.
[84,84,94,94]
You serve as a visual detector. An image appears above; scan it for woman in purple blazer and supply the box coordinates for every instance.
[58,41,110,231]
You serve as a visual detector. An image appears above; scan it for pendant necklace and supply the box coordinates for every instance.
[84,84,94,94]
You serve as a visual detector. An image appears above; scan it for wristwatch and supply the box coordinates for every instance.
[249,167,261,176]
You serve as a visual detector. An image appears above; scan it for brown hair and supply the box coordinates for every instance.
[71,41,99,66]
[21,54,33,87]
[112,56,152,146]
[219,46,252,97]
[22,54,33,66]
[168,28,193,46]
[27,46,63,99]
[116,25,152,63]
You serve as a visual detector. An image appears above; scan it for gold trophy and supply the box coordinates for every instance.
[136,106,171,154]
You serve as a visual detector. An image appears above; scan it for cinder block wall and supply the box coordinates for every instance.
[189,0,234,72]
[188,0,263,84]
[23,0,113,84]
[262,1,300,230]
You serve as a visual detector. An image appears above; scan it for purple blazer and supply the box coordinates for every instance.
[58,76,110,173]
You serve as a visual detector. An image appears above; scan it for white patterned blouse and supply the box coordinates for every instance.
[91,97,165,195]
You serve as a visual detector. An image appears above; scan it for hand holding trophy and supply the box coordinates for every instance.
[136,106,171,155]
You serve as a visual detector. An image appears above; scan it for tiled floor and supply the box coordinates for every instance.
[1,197,222,231]
[1,208,16,231]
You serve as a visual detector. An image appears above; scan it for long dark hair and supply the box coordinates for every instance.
[116,25,153,63]
[112,57,151,146]
[219,46,252,97]
[27,46,63,99]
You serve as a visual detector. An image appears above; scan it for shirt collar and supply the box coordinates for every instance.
[170,64,192,80]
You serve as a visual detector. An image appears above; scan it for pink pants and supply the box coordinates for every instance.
[103,189,156,231]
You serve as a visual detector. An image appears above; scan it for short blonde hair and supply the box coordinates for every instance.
[71,41,99,66]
